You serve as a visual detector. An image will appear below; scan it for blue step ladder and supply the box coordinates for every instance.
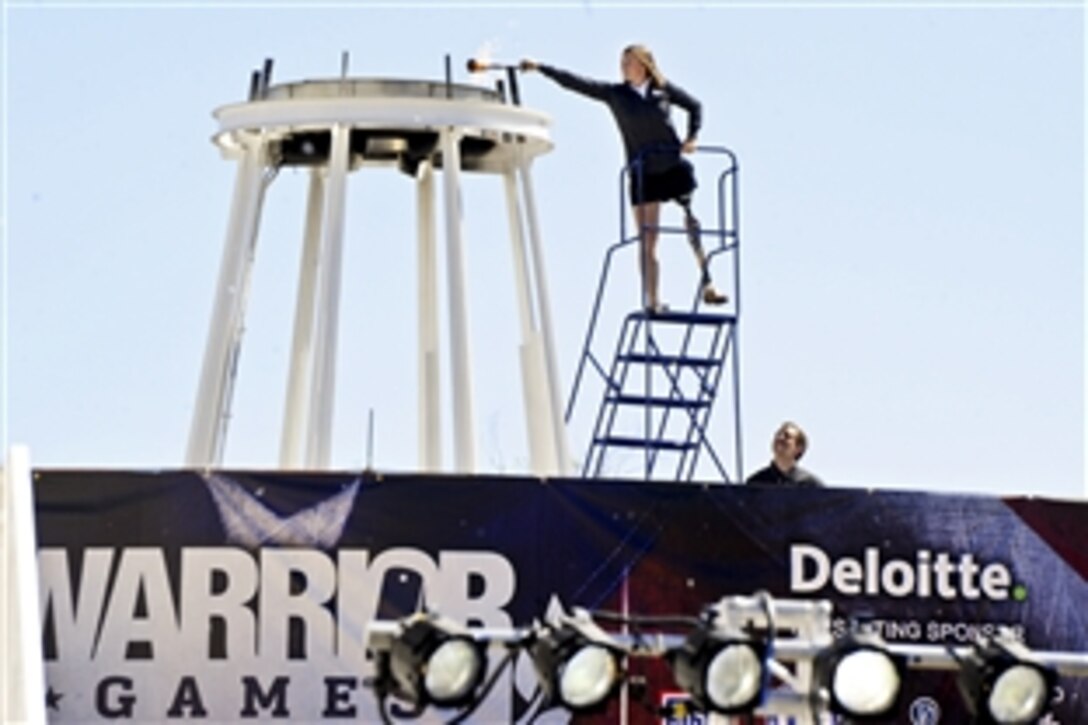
[565,147,743,483]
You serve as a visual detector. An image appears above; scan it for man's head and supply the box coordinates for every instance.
[772,421,807,469]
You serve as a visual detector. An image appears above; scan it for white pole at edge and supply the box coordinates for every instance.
[2,445,46,724]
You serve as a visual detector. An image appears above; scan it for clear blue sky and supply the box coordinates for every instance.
[3,1,1084,498]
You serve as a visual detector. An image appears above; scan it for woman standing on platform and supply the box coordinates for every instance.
[521,45,727,313]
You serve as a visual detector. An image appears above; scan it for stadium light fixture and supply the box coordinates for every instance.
[361,596,1087,723]
[957,636,1058,724]
[813,633,905,720]
[667,622,769,714]
[527,608,626,713]
[374,613,488,710]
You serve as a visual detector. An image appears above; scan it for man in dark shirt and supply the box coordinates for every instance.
[746,422,824,487]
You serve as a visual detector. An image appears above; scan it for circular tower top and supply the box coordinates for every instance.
[213,77,553,175]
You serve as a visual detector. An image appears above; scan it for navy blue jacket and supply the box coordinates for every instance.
[539,63,702,174]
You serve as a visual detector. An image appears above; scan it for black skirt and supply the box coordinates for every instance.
[629,158,697,205]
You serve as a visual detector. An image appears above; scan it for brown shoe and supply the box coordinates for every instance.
[702,285,729,305]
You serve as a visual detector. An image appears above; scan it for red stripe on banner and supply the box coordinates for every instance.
[1003,497,1088,579]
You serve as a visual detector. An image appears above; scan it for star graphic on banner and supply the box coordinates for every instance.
[202,473,360,548]
[45,686,63,711]
[542,594,568,624]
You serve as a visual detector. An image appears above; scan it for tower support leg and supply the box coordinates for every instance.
[417,160,442,471]
[187,136,267,466]
[280,169,326,467]
[441,129,477,474]
[518,159,571,473]
[306,124,352,469]
[503,168,556,475]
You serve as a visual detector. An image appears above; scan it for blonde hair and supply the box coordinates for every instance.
[623,44,666,88]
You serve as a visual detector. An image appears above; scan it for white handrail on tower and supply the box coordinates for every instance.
[1,445,47,724]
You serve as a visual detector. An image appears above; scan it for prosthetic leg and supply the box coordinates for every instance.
[679,196,728,305]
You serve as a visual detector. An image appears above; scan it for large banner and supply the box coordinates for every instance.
[33,471,1088,722]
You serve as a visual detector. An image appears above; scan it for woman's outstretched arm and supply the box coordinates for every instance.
[521,59,611,102]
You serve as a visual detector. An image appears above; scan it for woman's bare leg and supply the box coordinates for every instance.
[635,202,662,310]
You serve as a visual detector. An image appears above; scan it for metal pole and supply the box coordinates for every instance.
[260,58,274,98]
[505,67,521,106]
[645,322,651,481]
[306,124,352,468]
[366,408,375,470]
[186,137,265,466]
[2,445,46,725]
[417,160,442,471]
[730,166,744,482]
[441,128,477,473]
[1083,3,1088,500]
[518,158,571,473]
[504,169,554,475]
[279,169,326,468]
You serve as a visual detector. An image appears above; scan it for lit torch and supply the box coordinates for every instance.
[466,56,522,105]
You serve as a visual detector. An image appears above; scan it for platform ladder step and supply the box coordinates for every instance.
[629,310,735,326]
[593,436,698,452]
[584,301,735,481]
[606,394,712,409]
[617,353,722,368]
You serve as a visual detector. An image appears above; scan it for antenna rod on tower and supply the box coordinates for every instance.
[506,67,521,106]
[260,58,274,98]
[444,53,452,99]
[366,409,375,471]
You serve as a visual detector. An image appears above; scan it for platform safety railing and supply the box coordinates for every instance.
[565,145,743,482]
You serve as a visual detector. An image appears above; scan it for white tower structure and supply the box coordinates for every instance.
[186,68,570,475]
